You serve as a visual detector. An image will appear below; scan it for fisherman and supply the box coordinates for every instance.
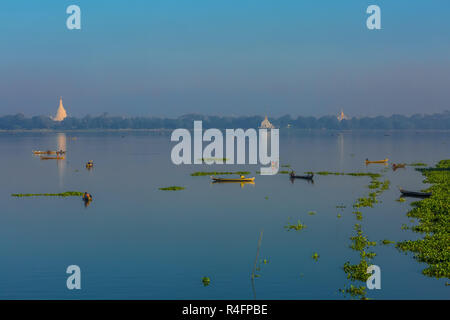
[83,192,92,201]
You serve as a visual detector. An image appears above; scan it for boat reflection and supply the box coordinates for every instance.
[290,176,314,184]
[211,181,255,188]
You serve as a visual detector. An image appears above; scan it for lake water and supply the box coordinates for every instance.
[0,130,449,299]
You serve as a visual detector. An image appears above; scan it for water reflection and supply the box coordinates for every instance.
[56,133,67,187]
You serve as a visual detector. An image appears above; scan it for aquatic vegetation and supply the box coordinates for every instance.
[381,239,395,245]
[279,170,290,174]
[201,277,210,286]
[337,214,342,218]
[312,252,319,261]
[396,160,450,279]
[281,164,291,168]
[352,211,362,220]
[191,171,250,176]
[408,162,427,167]
[11,191,84,197]
[353,196,378,208]
[396,198,406,202]
[342,224,377,299]
[264,196,269,200]
[308,211,316,215]
[158,186,185,191]
[340,285,367,299]
[349,224,377,252]
[285,220,306,231]
[336,205,346,209]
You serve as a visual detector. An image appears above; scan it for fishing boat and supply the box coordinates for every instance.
[392,163,406,170]
[211,176,255,182]
[365,158,388,165]
[289,172,314,180]
[399,188,432,198]
[40,156,65,160]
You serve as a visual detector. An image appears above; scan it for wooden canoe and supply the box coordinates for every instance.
[365,158,388,164]
[290,173,314,180]
[211,176,255,182]
[399,188,432,198]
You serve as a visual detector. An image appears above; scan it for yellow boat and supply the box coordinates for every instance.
[33,150,66,155]
[365,158,388,165]
[211,176,255,182]
[40,156,65,160]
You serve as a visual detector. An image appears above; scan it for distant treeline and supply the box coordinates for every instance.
[1,112,449,130]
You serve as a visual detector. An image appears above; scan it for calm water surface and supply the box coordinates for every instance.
[0,130,449,299]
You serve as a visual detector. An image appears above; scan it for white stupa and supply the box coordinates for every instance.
[52,97,67,121]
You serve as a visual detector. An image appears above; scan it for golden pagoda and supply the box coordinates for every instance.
[260,115,275,129]
[337,109,349,122]
[52,97,67,121]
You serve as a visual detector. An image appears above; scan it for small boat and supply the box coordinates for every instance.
[290,172,314,180]
[365,158,388,164]
[399,188,432,198]
[33,150,66,155]
[392,163,406,171]
[40,156,65,160]
[86,160,94,168]
[211,176,255,182]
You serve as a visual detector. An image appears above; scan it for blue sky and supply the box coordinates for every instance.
[1,0,449,117]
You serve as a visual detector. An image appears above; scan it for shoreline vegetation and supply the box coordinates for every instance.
[1,111,449,130]
[11,191,84,197]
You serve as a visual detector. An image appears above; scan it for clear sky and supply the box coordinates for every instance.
[1,0,449,117]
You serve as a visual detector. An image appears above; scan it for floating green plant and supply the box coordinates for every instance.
[264,196,269,200]
[308,211,316,215]
[396,159,450,279]
[279,170,290,174]
[11,191,84,197]
[312,252,319,261]
[191,171,250,176]
[158,186,185,191]
[201,277,210,286]
[281,164,291,168]
[337,214,342,218]
[285,220,306,231]
[396,198,406,202]
[408,162,427,167]
[381,239,395,245]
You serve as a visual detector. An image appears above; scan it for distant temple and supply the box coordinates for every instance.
[52,97,67,121]
[260,115,275,129]
[337,109,349,122]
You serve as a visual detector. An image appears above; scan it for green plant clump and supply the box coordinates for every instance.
[159,186,185,191]
[285,220,306,231]
[201,277,210,286]
[396,160,450,279]
[11,191,84,197]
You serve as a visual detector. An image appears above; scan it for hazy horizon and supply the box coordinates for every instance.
[1,1,450,117]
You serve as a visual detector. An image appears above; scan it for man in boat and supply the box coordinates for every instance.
[83,192,92,201]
